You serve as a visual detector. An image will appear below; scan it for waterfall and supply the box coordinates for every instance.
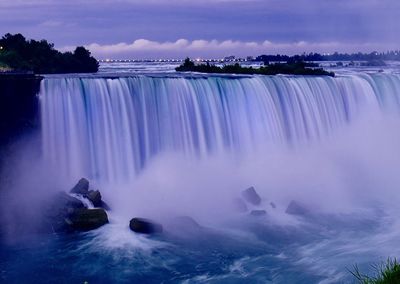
[39,74,400,182]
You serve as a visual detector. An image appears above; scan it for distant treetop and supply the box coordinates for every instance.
[176,58,334,77]
[0,33,99,74]
[255,51,400,62]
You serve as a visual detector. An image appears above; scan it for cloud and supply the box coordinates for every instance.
[61,39,398,59]
[1,0,399,53]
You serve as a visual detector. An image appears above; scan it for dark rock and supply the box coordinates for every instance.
[270,202,276,209]
[44,192,109,233]
[232,198,248,213]
[241,186,261,205]
[44,192,86,233]
[286,201,308,216]
[250,210,267,216]
[70,178,89,195]
[85,190,102,207]
[67,208,108,231]
[52,192,85,210]
[129,218,163,234]
[84,190,110,210]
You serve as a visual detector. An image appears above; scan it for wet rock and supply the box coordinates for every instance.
[250,210,267,216]
[285,201,308,216]
[44,192,109,233]
[85,190,110,210]
[70,178,89,195]
[52,192,86,210]
[44,192,85,233]
[241,186,261,205]
[129,218,163,234]
[67,208,109,231]
[86,190,101,207]
[232,198,248,213]
[69,178,111,210]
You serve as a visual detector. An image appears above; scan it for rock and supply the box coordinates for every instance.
[44,192,109,233]
[69,178,111,211]
[270,202,276,209]
[250,210,267,216]
[285,201,308,216]
[232,198,248,213]
[129,218,163,234]
[67,208,109,231]
[85,190,102,207]
[70,178,89,195]
[44,192,86,233]
[84,190,110,210]
[52,192,86,210]
[241,186,261,205]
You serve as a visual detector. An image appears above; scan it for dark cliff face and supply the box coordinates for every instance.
[0,74,42,147]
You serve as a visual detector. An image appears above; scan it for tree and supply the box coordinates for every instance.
[0,33,99,74]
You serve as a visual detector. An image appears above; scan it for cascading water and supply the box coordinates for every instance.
[3,72,400,284]
[40,73,400,183]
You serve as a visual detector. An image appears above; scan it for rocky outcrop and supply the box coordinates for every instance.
[285,201,308,216]
[129,218,163,234]
[241,186,261,205]
[86,190,101,206]
[45,192,109,233]
[67,208,108,231]
[70,178,110,210]
[70,178,89,195]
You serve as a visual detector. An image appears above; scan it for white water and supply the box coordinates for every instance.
[4,72,397,283]
[37,72,400,222]
[39,73,400,184]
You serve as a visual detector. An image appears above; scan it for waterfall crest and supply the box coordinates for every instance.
[40,74,400,181]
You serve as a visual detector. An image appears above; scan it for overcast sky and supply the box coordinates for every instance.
[0,0,399,59]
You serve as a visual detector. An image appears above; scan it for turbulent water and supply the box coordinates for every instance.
[2,71,400,283]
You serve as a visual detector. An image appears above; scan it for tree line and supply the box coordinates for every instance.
[0,33,99,74]
[255,51,400,62]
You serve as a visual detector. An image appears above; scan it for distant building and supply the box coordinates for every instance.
[224,55,235,61]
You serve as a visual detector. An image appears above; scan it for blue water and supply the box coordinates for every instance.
[2,68,400,283]
[0,211,386,283]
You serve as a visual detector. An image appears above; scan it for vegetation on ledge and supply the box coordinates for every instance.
[0,33,98,74]
[176,58,334,77]
[351,258,400,284]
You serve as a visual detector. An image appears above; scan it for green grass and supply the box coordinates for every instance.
[350,258,400,284]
